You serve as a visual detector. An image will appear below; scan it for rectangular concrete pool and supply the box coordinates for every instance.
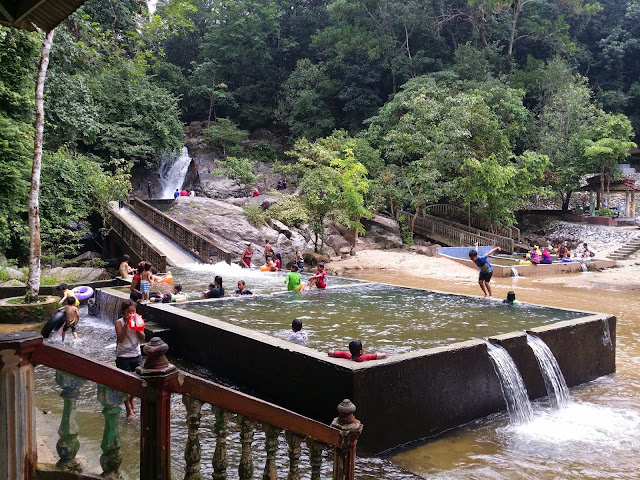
[175,283,586,354]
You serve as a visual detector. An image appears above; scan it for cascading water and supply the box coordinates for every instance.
[511,267,519,278]
[158,146,192,198]
[526,334,571,409]
[486,342,533,424]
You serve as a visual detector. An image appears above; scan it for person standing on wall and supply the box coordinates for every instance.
[147,180,152,199]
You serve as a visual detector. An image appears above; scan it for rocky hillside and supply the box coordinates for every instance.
[162,197,403,266]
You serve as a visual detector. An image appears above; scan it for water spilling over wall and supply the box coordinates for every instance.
[158,146,192,198]
[526,334,571,409]
[486,342,534,424]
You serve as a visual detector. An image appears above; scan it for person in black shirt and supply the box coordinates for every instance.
[202,276,224,298]
[233,280,253,296]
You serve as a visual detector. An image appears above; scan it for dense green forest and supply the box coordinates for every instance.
[1,0,639,260]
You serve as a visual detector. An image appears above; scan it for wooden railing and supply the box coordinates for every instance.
[402,214,515,252]
[105,205,168,272]
[420,213,515,250]
[425,204,521,241]
[0,333,362,480]
[129,198,232,265]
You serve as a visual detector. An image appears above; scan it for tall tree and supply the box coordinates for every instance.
[26,30,54,302]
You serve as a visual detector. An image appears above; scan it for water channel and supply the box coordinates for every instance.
[17,266,640,478]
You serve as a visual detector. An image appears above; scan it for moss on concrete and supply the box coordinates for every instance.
[0,296,60,324]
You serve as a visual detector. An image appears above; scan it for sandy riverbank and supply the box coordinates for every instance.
[326,249,640,292]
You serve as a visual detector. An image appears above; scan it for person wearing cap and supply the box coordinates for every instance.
[306,263,327,290]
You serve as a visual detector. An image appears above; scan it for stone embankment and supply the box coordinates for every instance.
[524,220,640,256]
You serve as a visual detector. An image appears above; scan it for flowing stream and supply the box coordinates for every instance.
[486,342,534,424]
[526,334,571,409]
[157,146,192,198]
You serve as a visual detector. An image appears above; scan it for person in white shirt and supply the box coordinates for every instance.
[287,318,308,346]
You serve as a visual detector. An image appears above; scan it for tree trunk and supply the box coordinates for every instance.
[561,191,571,212]
[25,29,54,302]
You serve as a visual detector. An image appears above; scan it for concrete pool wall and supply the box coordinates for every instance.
[437,247,618,277]
[95,287,616,454]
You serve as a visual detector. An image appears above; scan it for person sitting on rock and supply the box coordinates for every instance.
[541,248,553,264]
[294,250,304,273]
[328,339,388,362]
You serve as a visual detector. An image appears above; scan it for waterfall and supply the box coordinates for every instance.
[580,263,588,272]
[526,334,571,409]
[158,146,192,199]
[511,267,519,277]
[95,289,126,325]
[486,342,533,424]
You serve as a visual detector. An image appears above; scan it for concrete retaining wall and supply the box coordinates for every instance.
[96,287,616,454]
[0,280,121,300]
[437,250,617,277]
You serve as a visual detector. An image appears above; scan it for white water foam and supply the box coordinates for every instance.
[509,402,640,447]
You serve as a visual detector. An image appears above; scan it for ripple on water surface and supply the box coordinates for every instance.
[177,283,587,354]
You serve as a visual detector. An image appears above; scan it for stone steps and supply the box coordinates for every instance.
[608,238,640,260]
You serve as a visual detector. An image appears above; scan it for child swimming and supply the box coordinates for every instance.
[503,291,520,305]
[285,265,302,291]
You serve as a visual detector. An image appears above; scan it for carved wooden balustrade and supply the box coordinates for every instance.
[0,333,362,480]
[129,198,232,265]
[105,204,168,271]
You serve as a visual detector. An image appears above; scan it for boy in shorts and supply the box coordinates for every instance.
[469,246,501,297]
[60,296,80,342]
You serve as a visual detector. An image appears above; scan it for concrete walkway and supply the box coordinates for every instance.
[111,205,199,266]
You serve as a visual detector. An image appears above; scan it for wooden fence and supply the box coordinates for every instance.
[403,214,515,252]
[130,198,232,265]
[0,333,362,480]
[425,204,521,241]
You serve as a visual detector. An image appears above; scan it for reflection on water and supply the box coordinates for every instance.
[178,283,585,354]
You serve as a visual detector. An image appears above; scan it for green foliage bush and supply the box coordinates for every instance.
[266,196,310,227]
[203,118,248,155]
[243,205,266,227]
[596,207,615,217]
[250,142,278,163]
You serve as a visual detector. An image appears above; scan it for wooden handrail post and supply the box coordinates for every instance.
[331,399,363,480]
[0,332,42,480]
[137,337,178,480]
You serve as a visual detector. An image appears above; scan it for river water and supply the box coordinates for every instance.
[346,271,640,479]
[25,267,640,478]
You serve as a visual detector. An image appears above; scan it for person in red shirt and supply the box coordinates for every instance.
[240,244,254,268]
[306,263,327,289]
[328,339,388,362]
[181,189,188,196]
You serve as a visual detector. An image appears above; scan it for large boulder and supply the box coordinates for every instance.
[164,197,310,265]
